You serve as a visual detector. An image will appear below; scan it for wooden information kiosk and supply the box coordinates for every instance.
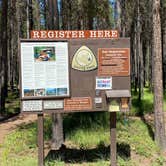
[20,30,131,166]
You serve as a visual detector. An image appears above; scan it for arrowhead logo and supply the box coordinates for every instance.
[72,46,97,71]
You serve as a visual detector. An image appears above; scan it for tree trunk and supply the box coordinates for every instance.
[161,0,166,90]
[0,34,2,113]
[152,0,166,151]
[26,0,30,38]
[0,0,8,113]
[139,38,144,100]
[115,0,121,32]
[47,0,64,149]
[51,113,64,149]
[47,0,59,30]
[145,41,150,86]
[134,23,138,92]
[136,0,143,100]
[32,1,40,30]
[121,0,126,37]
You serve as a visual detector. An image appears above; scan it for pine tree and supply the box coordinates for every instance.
[152,0,166,151]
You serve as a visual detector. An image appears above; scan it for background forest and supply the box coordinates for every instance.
[0,0,166,165]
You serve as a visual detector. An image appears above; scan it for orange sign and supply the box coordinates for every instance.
[98,48,130,76]
[64,97,92,111]
[30,30,118,39]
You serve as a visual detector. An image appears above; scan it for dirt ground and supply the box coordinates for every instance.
[0,114,37,145]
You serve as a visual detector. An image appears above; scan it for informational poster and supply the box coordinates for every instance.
[20,41,69,99]
[98,48,130,76]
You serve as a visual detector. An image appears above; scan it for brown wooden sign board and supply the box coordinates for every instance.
[20,38,130,113]
[20,33,130,166]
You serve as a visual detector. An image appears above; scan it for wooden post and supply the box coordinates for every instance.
[51,113,64,150]
[38,113,44,166]
[110,112,117,166]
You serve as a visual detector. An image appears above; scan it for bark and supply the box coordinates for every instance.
[145,41,150,85]
[0,33,2,112]
[161,0,166,89]
[0,0,8,112]
[26,0,30,38]
[32,0,40,30]
[115,0,121,32]
[121,0,126,37]
[47,0,59,30]
[29,0,33,30]
[47,0,54,29]
[8,0,17,90]
[153,0,166,151]
[134,22,138,92]
[139,38,144,100]
[134,0,144,100]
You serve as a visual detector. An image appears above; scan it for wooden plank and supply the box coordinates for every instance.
[106,90,131,98]
[110,112,117,166]
[38,114,44,166]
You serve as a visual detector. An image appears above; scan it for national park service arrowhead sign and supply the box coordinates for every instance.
[72,46,97,71]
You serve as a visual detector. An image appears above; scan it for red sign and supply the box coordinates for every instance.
[64,97,92,111]
[98,48,130,76]
[31,30,118,39]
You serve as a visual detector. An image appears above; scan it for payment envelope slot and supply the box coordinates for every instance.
[105,90,131,112]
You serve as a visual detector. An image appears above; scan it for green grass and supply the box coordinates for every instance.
[0,114,165,166]
[1,87,166,165]
[131,88,153,115]
[4,89,20,116]
[131,87,166,115]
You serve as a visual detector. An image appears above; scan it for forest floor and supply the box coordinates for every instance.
[0,88,166,166]
[0,114,37,160]
[0,113,166,166]
[0,114,37,145]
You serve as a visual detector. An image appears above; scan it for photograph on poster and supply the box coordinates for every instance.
[57,88,68,96]
[34,46,55,62]
[24,89,34,96]
[46,88,57,96]
[34,89,45,96]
